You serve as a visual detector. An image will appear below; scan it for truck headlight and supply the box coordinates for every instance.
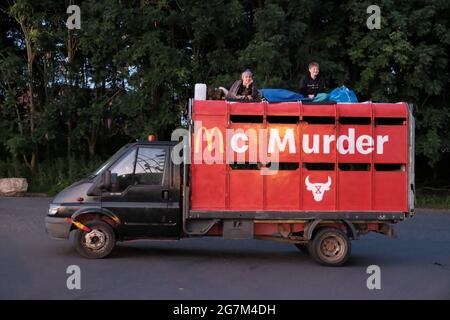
[48,204,60,215]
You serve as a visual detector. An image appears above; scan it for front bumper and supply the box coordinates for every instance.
[45,216,72,240]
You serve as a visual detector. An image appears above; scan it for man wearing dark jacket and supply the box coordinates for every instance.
[299,62,326,99]
[226,69,262,101]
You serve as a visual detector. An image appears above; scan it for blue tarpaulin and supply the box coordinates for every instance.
[260,89,308,102]
[261,87,358,103]
[312,93,329,102]
[329,86,358,102]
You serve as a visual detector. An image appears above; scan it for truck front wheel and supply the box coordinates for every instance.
[74,220,116,259]
[308,228,351,266]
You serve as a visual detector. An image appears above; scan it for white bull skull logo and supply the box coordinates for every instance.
[305,176,332,202]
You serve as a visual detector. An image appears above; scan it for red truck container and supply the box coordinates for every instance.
[184,98,415,265]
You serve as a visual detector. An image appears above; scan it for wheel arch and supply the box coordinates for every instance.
[70,207,122,238]
[304,219,358,240]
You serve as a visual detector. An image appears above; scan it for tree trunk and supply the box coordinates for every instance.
[67,119,72,159]
[23,152,36,175]
[88,138,96,157]
[17,17,38,175]
[88,126,97,157]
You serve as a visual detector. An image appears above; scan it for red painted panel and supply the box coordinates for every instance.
[265,170,300,210]
[302,104,336,117]
[227,123,263,164]
[192,114,227,165]
[190,164,226,210]
[267,102,301,115]
[301,123,336,163]
[301,169,336,210]
[229,170,263,210]
[338,103,372,117]
[374,125,407,163]
[338,171,371,210]
[374,171,407,211]
[266,124,299,163]
[229,102,264,115]
[193,100,227,115]
[374,102,408,118]
[337,125,373,163]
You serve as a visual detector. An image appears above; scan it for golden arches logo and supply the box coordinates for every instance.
[194,127,224,153]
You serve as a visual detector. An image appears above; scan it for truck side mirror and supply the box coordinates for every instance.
[87,170,111,196]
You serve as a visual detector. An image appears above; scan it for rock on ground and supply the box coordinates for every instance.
[0,178,28,196]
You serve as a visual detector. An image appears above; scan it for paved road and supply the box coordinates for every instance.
[0,197,449,299]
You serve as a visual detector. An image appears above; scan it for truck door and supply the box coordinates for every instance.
[101,145,179,238]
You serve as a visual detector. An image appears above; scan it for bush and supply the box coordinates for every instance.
[416,188,450,209]
[0,157,103,196]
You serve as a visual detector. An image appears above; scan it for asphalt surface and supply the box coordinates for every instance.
[0,197,449,300]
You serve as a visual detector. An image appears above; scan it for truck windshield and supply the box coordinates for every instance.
[87,144,130,179]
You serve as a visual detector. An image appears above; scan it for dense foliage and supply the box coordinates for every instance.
[0,0,449,192]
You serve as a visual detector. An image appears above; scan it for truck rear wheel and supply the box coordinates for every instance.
[74,220,116,259]
[308,228,351,266]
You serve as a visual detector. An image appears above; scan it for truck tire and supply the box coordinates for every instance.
[308,228,351,266]
[74,220,116,259]
[294,243,309,255]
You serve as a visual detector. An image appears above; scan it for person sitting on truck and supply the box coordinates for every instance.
[299,62,327,99]
[226,69,262,101]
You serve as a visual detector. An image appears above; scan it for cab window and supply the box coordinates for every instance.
[109,149,137,192]
[134,147,166,185]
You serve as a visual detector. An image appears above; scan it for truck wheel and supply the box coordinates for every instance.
[294,243,309,255]
[74,220,116,259]
[308,228,351,266]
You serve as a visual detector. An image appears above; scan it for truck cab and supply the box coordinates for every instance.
[45,141,183,257]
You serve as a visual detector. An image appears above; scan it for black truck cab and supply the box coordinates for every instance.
[45,141,182,257]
